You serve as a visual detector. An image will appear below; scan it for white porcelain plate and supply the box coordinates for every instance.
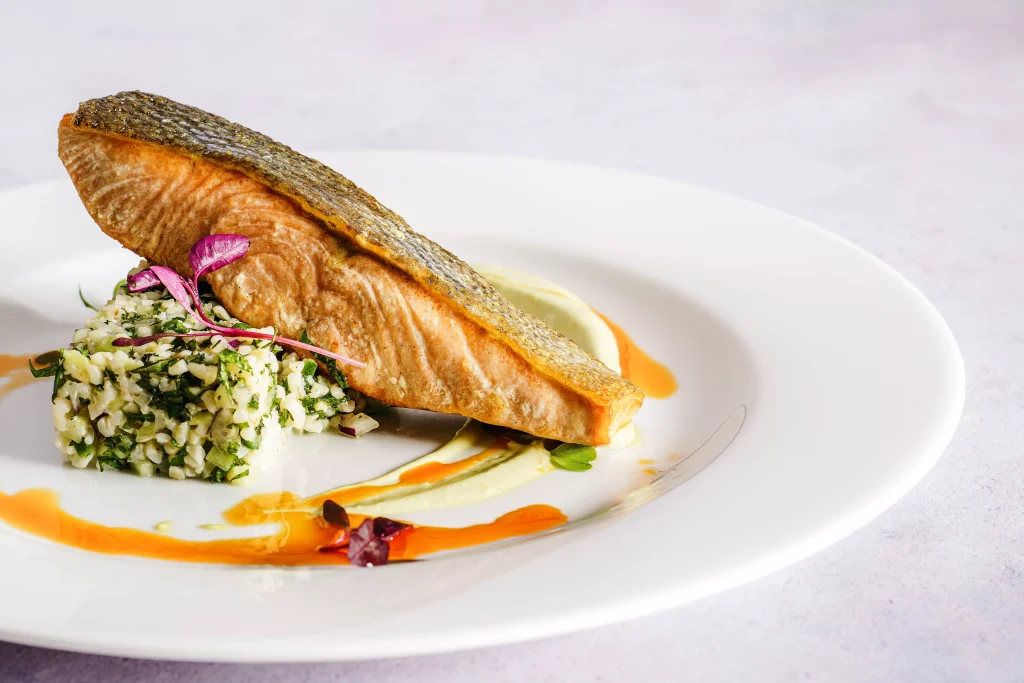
[0,152,963,661]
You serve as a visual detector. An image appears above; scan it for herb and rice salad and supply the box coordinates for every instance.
[33,235,379,484]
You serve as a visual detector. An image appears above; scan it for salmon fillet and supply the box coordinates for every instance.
[57,92,644,445]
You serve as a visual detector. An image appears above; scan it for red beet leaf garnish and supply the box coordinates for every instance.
[317,499,352,553]
[189,234,250,286]
[315,501,410,565]
[373,517,411,541]
[126,268,161,293]
[150,265,201,315]
[112,236,365,367]
[321,499,350,529]
[348,518,390,567]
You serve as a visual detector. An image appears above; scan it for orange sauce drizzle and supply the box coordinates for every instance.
[595,311,678,399]
[0,306,670,566]
[0,352,53,402]
[0,488,565,565]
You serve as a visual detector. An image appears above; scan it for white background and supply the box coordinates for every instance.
[1,1,1021,681]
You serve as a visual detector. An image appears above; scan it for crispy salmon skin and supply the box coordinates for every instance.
[58,92,644,444]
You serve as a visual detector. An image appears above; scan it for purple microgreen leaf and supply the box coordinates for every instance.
[146,266,239,339]
[321,500,350,529]
[149,265,201,316]
[373,517,410,541]
[348,518,389,567]
[118,240,366,369]
[127,269,161,293]
[197,324,366,368]
[189,234,251,286]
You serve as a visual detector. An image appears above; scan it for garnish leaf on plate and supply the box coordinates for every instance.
[316,501,410,565]
[127,268,161,293]
[348,518,390,567]
[78,286,98,311]
[117,236,365,368]
[373,517,410,541]
[188,234,251,285]
[550,443,598,472]
[28,358,58,378]
[321,499,350,530]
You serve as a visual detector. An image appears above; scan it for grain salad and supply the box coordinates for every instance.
[49,271,379,483]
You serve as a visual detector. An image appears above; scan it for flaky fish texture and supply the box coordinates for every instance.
[58,92,643,444]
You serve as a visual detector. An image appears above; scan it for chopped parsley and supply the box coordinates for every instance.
[241,424,263,451]
[300,330,348,389]
[97,455,128,472]
[138,357,177,374]
[216,349,250,398]
[160,318,189,333]
[123,411,156,428]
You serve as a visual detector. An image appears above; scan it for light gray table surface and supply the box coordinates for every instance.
[2,1,1021,681]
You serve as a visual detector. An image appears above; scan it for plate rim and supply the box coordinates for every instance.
[0,151,965,661]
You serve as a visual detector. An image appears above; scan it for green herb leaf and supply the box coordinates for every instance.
[105,434,135,456]
[218,349,251,372]
[78,286,99,312]
[300,330,349,389]
[549,443,598,472]
[51,357,66,402]
[218,361,234,398]
[301,358,318,377]
[97,455,128,472]
[318,395,341,410]
[112,279,127,297]
[124,411,155,427]
[73,440,94,459]
[241,432,263,451]
[161,318,189,333]
[28,358,57,378]
[216,348,250,400]
[137,357,176,374]
[248,395,260,410]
